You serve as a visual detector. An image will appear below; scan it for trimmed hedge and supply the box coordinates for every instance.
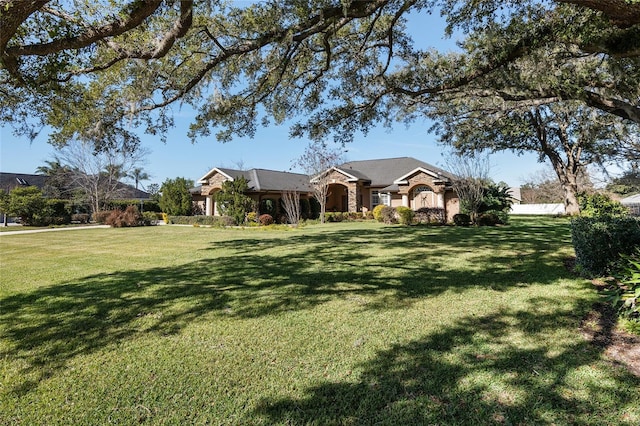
[168,215,235,227]
[453,213,471,226]
[571,216,640,277]
[396,206,414,225]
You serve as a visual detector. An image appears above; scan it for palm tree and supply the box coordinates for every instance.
[130,168,150,190]
[36,159,72,198]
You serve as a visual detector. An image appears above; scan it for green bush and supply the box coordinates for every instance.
[300,198,311,220]
[396,206,414,225]
[372,204,386,222]
[453,213,472,226]
[309,197,321,219]
[477,212,501,226]
[142,211,158,226]
[168,215,235,227]
[579,192,629,218]
[605,249,640,334]
[570,216,640,276]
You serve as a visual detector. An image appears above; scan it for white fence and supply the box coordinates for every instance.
[510,204,565,215]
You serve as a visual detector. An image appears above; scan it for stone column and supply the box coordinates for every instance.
[402,194,409,208]
[205,195,213,216]
[437,191,445,208]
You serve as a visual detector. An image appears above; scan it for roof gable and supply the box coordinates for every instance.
[335,157,456,186]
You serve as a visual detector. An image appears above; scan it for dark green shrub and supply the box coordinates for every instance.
[414,207,446,224]
[258,214,274,226]
[259,198,277,217]
[168,215,236,227]
[604,249,640,334]
[477,212,501,226]
[71,213,90,224]
[453,213,472,226]
[396,206,414,225]
[571,216,640,276]
[309,197,321,219]
[299,198,310,220]
[380,206,397,224]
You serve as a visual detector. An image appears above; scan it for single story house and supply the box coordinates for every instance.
[0,172,151,200]
[196,157,460,221]
[196,167,314,216]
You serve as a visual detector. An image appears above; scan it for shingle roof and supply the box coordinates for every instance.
[0,172,150,199]
[335,157,457,187]
[0,173,47,192]
[199,167,312,192]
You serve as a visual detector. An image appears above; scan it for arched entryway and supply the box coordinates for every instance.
[326,183,348,212]
[204,188,221,216]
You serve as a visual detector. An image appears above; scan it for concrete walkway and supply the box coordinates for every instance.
[0,225,110,236]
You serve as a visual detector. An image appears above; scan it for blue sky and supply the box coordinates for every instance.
[0,7,547,189]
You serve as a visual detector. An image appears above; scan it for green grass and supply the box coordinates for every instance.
[1,217,639,425]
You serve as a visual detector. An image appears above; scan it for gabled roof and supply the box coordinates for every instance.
[334,157,457,187]
[199,167,312,192]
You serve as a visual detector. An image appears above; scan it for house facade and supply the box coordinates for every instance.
[196,167,313,216]
[197,157,460,221]
[319,157,459,221]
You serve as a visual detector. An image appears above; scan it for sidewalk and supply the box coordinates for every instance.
[0,225,110,236]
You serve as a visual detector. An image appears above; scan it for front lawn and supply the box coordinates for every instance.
[1,218,638,424]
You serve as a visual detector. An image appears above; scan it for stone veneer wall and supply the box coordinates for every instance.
[200,172,229,195]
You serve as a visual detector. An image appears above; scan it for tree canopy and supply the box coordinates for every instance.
[1,0,639,150]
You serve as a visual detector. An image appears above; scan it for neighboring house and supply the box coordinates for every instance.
[507,187,522,205]
[0,173,48,193]
[621,193,640,216]
[196,168,314,216]
[197,157,461,221]
[0,172,150,200]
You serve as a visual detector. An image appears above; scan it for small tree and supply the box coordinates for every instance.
[7,186,47,226]
[159,177,193,216]
[446,154,491,224]
[294,143,346,224]
[281,190,301,225]
[0,190,9,225]
[215,176,254,225]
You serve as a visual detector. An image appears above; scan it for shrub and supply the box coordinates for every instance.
[106,205,143,227]
[396,206,414,225]
[477,212,501,226]
[453,213,472,226]
[71,213,90,224]
[246,211,258,223]
[167,215,234,227]
[44,199,72,225]
[571,216,640,276]
[309,197,321,219]
[93,210,113,224]
[300,198,311,220]
[142,211,158,226]
[258,214,274,226]
[605,249,640,334]
[380,206,397,224]
[372,204,386,222]
[579,192,629,218]
[414,207,446,225]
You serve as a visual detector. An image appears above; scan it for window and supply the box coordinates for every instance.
[372,191,390,207]
[413,186,436,208]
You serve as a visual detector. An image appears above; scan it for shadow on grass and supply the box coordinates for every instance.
[1,220,581,396]
[253,302,640,425]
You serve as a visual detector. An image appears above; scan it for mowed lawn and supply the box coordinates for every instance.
[1,218,639,425]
